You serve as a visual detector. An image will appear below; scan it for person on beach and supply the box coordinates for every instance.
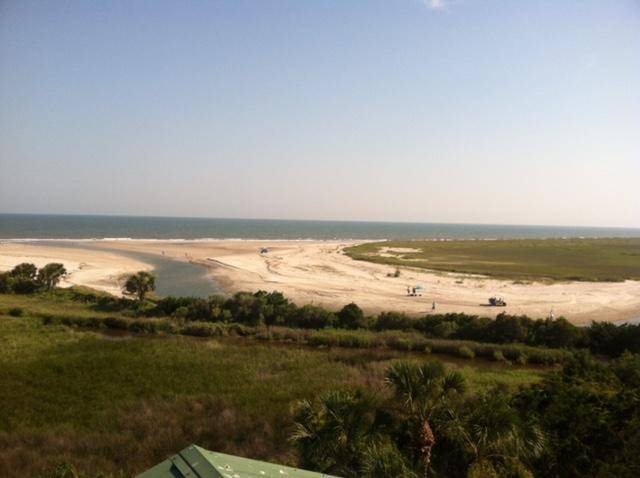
[432,301,436,311]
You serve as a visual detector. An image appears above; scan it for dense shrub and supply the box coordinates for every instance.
[288,305,336,329]
[337,303,364,329]
[0,272,12,294]
[184,298,213,321]
[8,307,24,317]
[11,279,636,360]
[514,352,640,476]
[374,311,413,331]
[483,313,533,343]
[588,321,640,356]
[431,321,459,338]
[154,296,202,316]
[10,277,40,294]
[103,317,130,330]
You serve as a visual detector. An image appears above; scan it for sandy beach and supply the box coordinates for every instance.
[2,239,640,324]
[0,242,152,296]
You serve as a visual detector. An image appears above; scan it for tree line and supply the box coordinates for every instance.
[2,266,639,357]
[0,262,67,294]
[149,289,640,358]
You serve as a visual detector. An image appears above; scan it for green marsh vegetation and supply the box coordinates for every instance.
[1,265,639,476]
[0,298,543,477]
[344,238,640,282]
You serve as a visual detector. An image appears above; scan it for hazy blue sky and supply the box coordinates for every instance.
[1,0,639,227]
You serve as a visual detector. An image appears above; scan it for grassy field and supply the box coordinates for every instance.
[0,294,545,477]
[344,238,640,282]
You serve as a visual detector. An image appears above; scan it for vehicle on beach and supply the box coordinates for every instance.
[489,296,507,306]
[407,285,425,296]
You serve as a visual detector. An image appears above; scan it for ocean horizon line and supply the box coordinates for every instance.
[1,212,639,232]
[2,214,640,241]
[2,236,640,243]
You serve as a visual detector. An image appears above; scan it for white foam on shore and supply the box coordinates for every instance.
[0,237,371,244]
[2,236,630,244]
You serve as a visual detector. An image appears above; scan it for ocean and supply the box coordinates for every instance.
[1,214,640,241]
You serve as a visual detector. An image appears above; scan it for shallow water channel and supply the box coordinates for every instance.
[43,241,221,298]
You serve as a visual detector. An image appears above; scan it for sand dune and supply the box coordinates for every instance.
[2,240,640,324]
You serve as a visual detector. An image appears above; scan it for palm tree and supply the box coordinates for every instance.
[291,389,379,477]
[442,391,544,477]
[385,360,466,477]
[37,263,67,291]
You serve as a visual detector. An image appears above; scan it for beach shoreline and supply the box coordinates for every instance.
[0,241,152,296]
[2,239,640,325]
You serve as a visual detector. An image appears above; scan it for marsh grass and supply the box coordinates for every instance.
[0,295,545,477]
[0,316,360,476]
[345,238,640,282]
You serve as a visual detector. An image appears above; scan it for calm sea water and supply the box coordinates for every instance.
[2,214,639,240]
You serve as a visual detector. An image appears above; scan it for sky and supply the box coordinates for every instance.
[1,0,639,228]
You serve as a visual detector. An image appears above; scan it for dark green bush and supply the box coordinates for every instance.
[8,307,24,317]
[337,303,364,329]
[374,311,413,331]
[103,317,130,330]
[288,305,336,329]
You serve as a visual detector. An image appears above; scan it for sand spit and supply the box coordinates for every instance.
[2,239,640,324]
[0,242,151,296]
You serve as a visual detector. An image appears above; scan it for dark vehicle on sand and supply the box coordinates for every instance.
[489,296,507,306]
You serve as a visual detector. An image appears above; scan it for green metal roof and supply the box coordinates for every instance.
[136,444,341,478]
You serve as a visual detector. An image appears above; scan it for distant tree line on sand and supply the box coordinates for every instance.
[2,266,639,358]
[148,280,638,358]
[0,262,67,294]
[146,291,639,357]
